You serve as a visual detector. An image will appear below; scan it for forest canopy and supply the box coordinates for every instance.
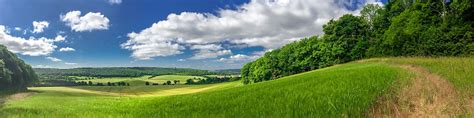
[241,0,473,84]
[0,45,38,92]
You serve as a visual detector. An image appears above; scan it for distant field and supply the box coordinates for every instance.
[205,75,240,78]
[76,75,206,86]
[147,75,205,84]
[1,57,472,117]
[33,81,241,97]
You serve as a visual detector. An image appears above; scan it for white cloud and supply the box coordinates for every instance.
[121,41,184,60]
[46,57,62,62]
[53,35,66,42]
[108,0,122,5]
[59,47,75,52]
[0,25,65,56]
[34,65,52,68]
[14,27,22,31]
[189,44,232,60]
[177,59,186,62]
[365,0,384,6]
[61,11,110,32]
[65,62,78,65]
[218,51,265,63]
[123,0,377,60]
[32,21,49,33]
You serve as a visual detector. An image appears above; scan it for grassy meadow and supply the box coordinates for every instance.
[0,61,410,117]
[0,57,472,117]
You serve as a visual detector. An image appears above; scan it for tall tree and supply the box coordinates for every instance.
[0,45,38,91]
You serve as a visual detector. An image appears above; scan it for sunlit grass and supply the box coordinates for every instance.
[1,61,408,117]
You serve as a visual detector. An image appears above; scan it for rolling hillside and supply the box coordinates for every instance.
[2,57,471,117]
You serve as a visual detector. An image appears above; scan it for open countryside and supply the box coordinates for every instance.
[1,0,473,117]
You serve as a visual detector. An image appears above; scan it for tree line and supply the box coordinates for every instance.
[34,67,211,78]
[0,45,38,92]
[145,80,180,86]
[241,0,473,84]
[75,81,130,86]
[185,76,240,85]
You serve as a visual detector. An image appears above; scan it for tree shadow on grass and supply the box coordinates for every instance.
[0,107,51,117]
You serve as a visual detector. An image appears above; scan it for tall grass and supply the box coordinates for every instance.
[0,62,408,117]
[385,57,473,98]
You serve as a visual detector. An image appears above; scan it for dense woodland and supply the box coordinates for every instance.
[242,0,473,84]
[0,45,38,92]
[186,76,240,85]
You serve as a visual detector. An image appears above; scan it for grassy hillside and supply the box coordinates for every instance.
[0,60,410,117]
[1,57,472,117]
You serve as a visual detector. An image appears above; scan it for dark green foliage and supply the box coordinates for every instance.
[186,76,237,85]
[0,45,38,92]
[242,0,473,84]
[185,79,194,85]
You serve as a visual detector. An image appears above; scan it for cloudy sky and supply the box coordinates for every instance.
[0,0,385,70]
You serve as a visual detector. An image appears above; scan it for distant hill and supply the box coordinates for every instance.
[34,67,210,77]
[211,69,241,74]
[0,45,38,92]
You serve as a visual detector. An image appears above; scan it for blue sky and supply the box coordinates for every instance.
[0,0,385,70]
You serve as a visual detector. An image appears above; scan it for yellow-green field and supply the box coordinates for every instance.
[32,81,241,97]
[0,57,472,117]
[76,75,206,86]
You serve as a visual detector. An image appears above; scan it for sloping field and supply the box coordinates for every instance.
[1,57,472,117]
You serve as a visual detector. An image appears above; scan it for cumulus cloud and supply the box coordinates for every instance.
[61,11,110,32]
[0,25,65,56]
[59,47,75,52]
[108,0,122,5]
[177,59,186,62]
[189,44,232,60]
[46,57,62,62]
[121,41,184,60]
[218,51,265,63]
[122,0,380,60]
[65,62,78,65]
[32,21,49,33]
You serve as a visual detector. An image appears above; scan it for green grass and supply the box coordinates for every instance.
[0,61,410,117]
